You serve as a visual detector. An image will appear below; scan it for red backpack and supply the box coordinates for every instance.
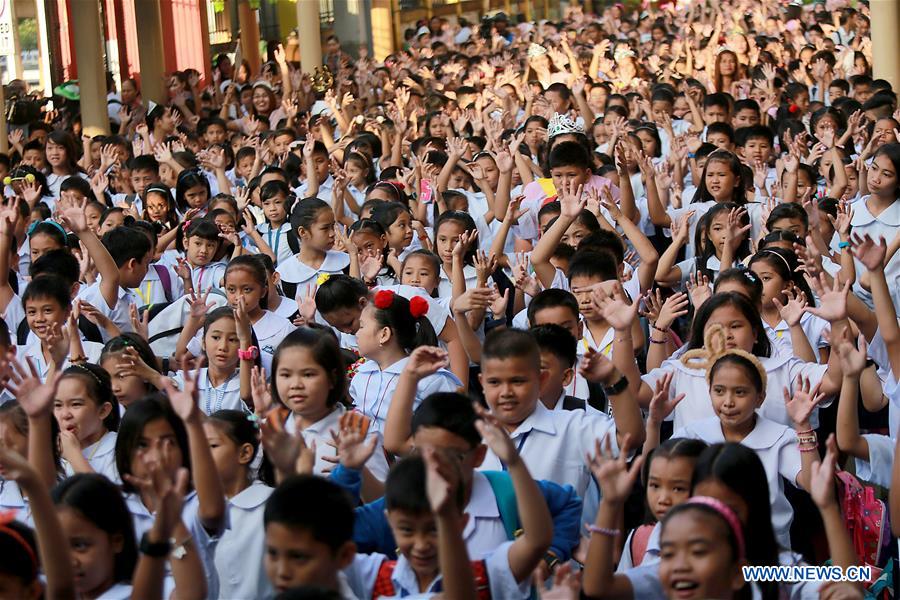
[371,558,491,599]
[629,524,656,567]
[835,471,890,567]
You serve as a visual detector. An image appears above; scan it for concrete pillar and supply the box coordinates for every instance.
[69,0,109,136]
[238,0,261,78]
[132,0,166,105]
[871,0,900,90]
[0,81,7,154]
[296,0,322,75]
[34,0,53,94]
[332,0,372,57]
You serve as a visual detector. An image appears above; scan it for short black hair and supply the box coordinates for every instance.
[702,92,731,111]
[549,141,592,171]
[766,202,808,231]
[386,455,464,514]
[527,288,580,325]
[22,273,71,309]
[737,124,774,147]
[567,250,618,283]
[102,226,153,268]
[128,154,159,174]
[482,327,541,370]
[264,476,354,552]
[30,249,80,286]
[530,324,577,368]
[706,122,734,143]
[411,392,480,448]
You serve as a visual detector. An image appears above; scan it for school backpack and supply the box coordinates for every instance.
[482,470,521,540]
[371,558,490,599]
[146,291,229,358]
[629,524,656,567]
[152,264,174,304]
[16,314,103,345]
[835,470,890,567]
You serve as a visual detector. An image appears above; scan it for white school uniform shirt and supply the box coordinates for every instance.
[276,250,350,293]
[94,583,132,599]
[617,522,661,572]
[2,293,23,343]
[285,404,389,480]
[848,196,900,310]
[215,481,274,600]
[190,260,228,294]
[673,415,801,549]
[437,264,478,300]
[269,295,299,321]
[17,337,104,380]
[0,479,30,526]
[342,541,531,600]
[126,490,226,600]
[348,356,462,434]
[186,310,294,373]
[294,173,335,203]
[62,431,120,483]
[855,376,900,487]
[256,221,294,266]
[674,254,721,289]
[642,353,829,431]
[478,401,618,500]
[131,263,184,308]
[764,311,831,362]
[172,368,246,415]
[76,282,138,341]
[668,200,764,259]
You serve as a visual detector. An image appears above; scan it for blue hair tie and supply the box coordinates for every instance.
[27,219,68,239]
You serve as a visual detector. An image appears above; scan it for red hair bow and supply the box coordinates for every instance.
[409,296,429,319]
[788,104,799,114]
[373,289,395,309]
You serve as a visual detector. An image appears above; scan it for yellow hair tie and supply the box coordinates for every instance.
[680,323,767,389]
[316,272,331,286]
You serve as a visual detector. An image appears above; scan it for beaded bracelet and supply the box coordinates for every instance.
[649,337,668,345]
[651,323,670,334]
[799,445,819,453]
[795,429,814,436]
[585,524,621,537]
[797,433,817,446]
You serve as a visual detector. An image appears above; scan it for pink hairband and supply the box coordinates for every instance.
[684,496,746,559]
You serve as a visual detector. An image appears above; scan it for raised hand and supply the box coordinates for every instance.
[473,403,521,467]
[772,286,808,327]
[835,330,868,378]
[260,412,316,477]
[592,284,640,332]
[403,346,450,380]
[579,347,618,385]
[655,290,689,330]
[250,366,273,415]
[784,375,824,430]
[849,232,887,271]
[4,355,62,418]
[330,413,377,470]
[586,434,644,505]
[804,273,849,322]
[160,356,205,424]
[809,434,839,510]
[647,371,684,425]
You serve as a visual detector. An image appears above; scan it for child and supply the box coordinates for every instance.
[371,201,418,262]
[204,409,274,600]
[115,384,227,599]
[175,170,212,215]
[349,290,460,434]
[53,364,121,482]
[529,323,603,413]
[51,474,137,599]
[434,210,479,299]
[268,327,383,478]
[670,324,818,548]
[276,198,348,300]
[176,219,228,294]
[341,151,375,216]
[88,226,154,337]
[99,334,164,411]
[255,180,294,266]
[175,306,254,414]
[476,328,643,503]
[45,131,88,199]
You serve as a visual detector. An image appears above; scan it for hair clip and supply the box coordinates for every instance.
[316,272,331,286]
[3,173,35,186]
[373,289,395,309]
[246,413,261,429]
[27,219,68,239]
[409,296,429,319]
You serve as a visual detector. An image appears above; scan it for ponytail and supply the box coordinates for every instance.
[371,290,437,352]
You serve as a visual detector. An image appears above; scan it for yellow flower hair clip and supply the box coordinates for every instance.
[680,324,767,389]
[316,273,331,286]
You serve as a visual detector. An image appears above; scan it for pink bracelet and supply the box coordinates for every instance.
[585,523,621,537]
[799,445,819,453]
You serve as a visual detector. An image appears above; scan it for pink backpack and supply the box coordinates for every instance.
[835,471,890,567]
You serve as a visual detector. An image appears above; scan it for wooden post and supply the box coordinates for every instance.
[69,0,109,136]
[295,0,323,74]
[871,0,900,90]
[238,0,261,78]
[133,0,166,105]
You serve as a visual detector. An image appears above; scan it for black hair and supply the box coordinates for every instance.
[129,154,160,175]
[51,473,137,584]
[260,179,291,206]
[385,455,464,514]
[530,323,577,368]
[567,250,618,283]
[315,274,368,314]
[225,255,270,309]
[691,150,747,205]
[207,409,275,486]
[371,201,412,234]
[709,352,765,394]
[59,175,94,200]
[27,220,68,249]
[370,292,438,353]
[0,514,38,584]
[271,327,347,409]
[688,292,771,357]
[22,272,71,310]
[290,197,332,238]
[482,327,540,370]
[871,143,900,197]
[175,169,211,213]
[714,268,763,307]
[30,249,79,286]
[640,437,708,520]
[527,288,580,326]
[693,203,750,282]
[692,442,780,599]
[115,395,191,493]
[142,184,178,228]
[411,392,481,448]
[548,140,592,171]
[702,92,731,111]
[576,229,626,264]
[661,502,743,565]
[61,363,119,432]
[100,333,162,376]
[434,210,478,266]
[749,248,816,307]
[706,122,735,144]
[264,475,354,552]
[46,130,81,174]
[765,202,808,233]
[176,217,221,253]
[101,225,153,269]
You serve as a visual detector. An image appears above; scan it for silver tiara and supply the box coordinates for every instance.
[528,43,548,58]
[547,112,583,138]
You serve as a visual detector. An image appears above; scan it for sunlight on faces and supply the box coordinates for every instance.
[299,209,336,252]
[659,509,745,600]
[646,457,694,522]
[25,296,69,341]
[57,507,121,598]
[274,346,334,421]
[264,523,354,594]
[479,355,546,430]
[709,362,765,432]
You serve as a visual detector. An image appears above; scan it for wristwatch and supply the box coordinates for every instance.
[139,533,171,557]
[238,346,260,361]
[602,374,629,396]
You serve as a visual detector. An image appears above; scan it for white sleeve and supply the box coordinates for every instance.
[485,541,532,599]
[854,433,895,488]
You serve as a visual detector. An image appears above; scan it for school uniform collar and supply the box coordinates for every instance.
[84,431,117,460]
[278,250,350,282]
[253,310,291,337]
[390,553,441,595]
[706,255,721,271]
[851,195,900,227]
[551,390,568,411]
[439,264,476,281]
[765,309,815,333]
[356,356,408,375]
[0,479,26,508]
[229,480,273,510]
[197,368,241,391]
[690,415,786,449]
[509,401,557,438]
[582,325,614,355]
[126,489,198,518]
[294,404,345,435]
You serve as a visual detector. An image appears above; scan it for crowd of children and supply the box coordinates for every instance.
[0,0,898,597]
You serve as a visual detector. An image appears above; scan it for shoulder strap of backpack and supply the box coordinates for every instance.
[629,524,655,567]
[153,264,173,303]
[372,560,396,599]
[561,395,586,411]
[482,470,520,540]
[16,318,28,345]
[78,315,104,344]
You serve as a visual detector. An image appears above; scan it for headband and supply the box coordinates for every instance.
[758,249,792,274]
[0,510,37,579]
[683,496,746,560]
[27,219,68,239]
[68,363,102,385]
[680,323,767,389]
